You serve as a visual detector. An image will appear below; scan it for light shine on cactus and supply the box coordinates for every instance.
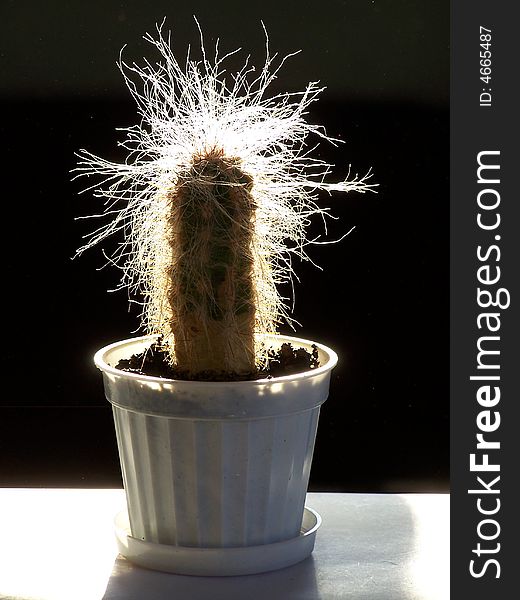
[167,149,257,375]
[74,20,376,378]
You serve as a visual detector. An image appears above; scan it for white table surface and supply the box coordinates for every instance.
[0,489,449,600]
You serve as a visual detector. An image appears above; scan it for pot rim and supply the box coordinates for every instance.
[94,333,338,387]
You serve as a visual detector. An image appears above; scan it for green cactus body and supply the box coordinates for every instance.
[167,149,256,376]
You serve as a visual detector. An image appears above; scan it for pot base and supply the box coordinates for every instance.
[114,506,321,576]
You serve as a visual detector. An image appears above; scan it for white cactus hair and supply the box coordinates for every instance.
[73,18,376,359]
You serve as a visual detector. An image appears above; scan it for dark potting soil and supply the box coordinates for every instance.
[116,337,320,381]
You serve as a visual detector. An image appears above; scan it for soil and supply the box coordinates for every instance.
[116,336,320,381]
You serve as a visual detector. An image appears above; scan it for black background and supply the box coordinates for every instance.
[1,0,449,492]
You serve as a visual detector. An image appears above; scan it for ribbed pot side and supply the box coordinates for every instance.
[95,334,338,548]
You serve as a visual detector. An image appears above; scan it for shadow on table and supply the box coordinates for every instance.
[101,494,443,600]
[103,554,319,600]
[309,494,420,599]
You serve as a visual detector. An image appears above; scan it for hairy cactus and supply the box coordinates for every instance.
[167,150,256,375]
[73,22,376,379]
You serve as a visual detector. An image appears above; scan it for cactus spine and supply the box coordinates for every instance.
[167,149,256,376]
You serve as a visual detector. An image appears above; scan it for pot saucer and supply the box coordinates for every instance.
[114,506,321,576]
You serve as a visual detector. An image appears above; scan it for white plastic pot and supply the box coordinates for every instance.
[95,333,337,575]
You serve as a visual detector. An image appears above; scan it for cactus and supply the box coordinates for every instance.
[168,150,256,375]
[73,21,376,379]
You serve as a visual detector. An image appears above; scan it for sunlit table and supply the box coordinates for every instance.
[0,489,449,600]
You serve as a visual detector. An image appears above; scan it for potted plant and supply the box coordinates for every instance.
[74,20,375,576]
